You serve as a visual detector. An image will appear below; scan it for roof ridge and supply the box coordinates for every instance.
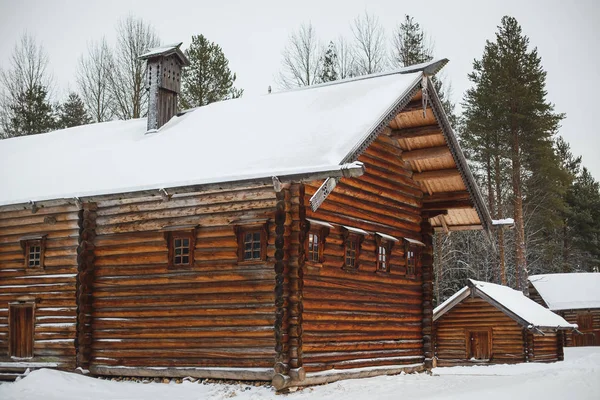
[273,58,448,95]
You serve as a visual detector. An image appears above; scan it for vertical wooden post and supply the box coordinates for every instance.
[288,184,305,380]
[273,187,291,387]
[420,218,434,369]
[76,202,97,369]
[557,331,565,361]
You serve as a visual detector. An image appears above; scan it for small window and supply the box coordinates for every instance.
[345,237,358,268]
[406,244,420,276]
[236,224,267,263]
[9,303,35,359]
[308,232,320,262]
[165,230,196,268]
[243,230,262,261]
[305,222,329,264]
[377,245,388,272]
[375,234,396,273]
[20,236,46,270]
[343,234,363,271]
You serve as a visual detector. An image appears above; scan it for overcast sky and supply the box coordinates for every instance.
[1,0,598,179]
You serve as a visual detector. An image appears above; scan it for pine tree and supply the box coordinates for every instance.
[462,16,564,292]
[6,84,55,136]
[180,34,243,109]
[320,42,338,82]
[57,92,91,129]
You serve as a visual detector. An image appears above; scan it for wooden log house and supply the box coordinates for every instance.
[0,44,493,388]
[529,273,600,347]
[433,280,576,367]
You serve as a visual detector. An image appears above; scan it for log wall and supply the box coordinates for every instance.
[434,297,526,366]
[88,187,279,375]
[0,202,80,369]
[529,331,561,362]
[300,134,427,373]
[559,309,600,346]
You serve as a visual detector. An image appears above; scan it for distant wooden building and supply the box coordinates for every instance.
[529,273,600,347]
[0,47,493,388]
[433,280,576,367]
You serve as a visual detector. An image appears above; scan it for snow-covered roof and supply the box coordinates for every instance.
[375,232,400,242]
[529,273,600,311]
[139,42,190,66]
[0,62,437,208]
[434,279,577,330]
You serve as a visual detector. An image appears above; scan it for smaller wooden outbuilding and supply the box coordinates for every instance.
[529,273,600,347]
[433,279,576,367]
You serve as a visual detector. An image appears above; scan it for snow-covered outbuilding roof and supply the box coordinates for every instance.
[434,279,577,331]
[528,273,600,311]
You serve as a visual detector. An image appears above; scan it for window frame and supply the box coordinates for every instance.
[405,241,421,277]
[342,229,364,272]
[20,236,47,271]
[164,229,196,269]
[236,223,268,263]
[305,224,330,265]
[8,302,35,359]
[375,235,395,273]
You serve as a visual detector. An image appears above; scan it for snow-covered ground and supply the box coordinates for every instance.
[1,347,599,400]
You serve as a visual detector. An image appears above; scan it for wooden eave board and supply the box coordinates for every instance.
[390,97,481,228]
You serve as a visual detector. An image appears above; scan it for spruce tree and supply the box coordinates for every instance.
[320,42,339,82]
[391,15,432,67]
[392,15,456,124]
[569,167,600,271]
[180,34,243,109]
[58,92,91,129]
[7,84,56,137]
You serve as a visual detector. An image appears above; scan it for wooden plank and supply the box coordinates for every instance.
[401,146,451,162]
[390,124,442,140]
[413,169,461,182]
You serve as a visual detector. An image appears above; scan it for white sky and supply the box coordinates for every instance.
[1,0,599,179]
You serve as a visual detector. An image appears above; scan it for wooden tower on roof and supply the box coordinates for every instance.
[139,43,190,131]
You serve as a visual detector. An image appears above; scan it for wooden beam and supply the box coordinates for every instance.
[390,124,442,140]
[401,100,428,113]
[422,200,473,211]
[447,224,483,231]
[401,146,451,162]
[413,169,461,182]
[423,191,471,203]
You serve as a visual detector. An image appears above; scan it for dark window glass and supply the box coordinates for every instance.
[244,230,262,260]
[27,243,42,268]
[345,238,357,268]
[173,236,191,266]
[377,245,387,271]
[308,233,320,262]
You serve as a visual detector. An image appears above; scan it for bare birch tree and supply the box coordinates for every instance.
[107,16,160,120]
[351,12,386,75]
[277,23,323,88]
[77,38,113,123]
[0,33,53,138]
[334,36,356,79]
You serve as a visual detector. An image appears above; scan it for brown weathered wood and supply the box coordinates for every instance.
[413,169,462,182]
[390,124,443,140]
[401,146,452,162]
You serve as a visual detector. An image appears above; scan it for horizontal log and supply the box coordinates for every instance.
[90,365,274,381]
[390,124,443,140]
[412,169,461,182]
[401,146,451,162]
